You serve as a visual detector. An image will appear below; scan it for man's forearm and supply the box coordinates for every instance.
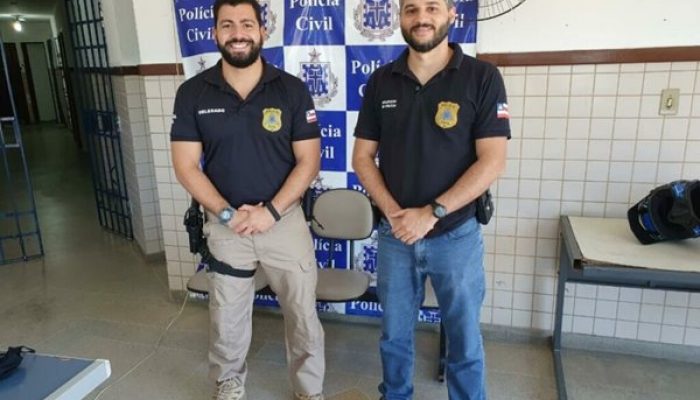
[436,157,505,214]
[270,159,319,214]
[353,156,401,216]
[175,167,229,215]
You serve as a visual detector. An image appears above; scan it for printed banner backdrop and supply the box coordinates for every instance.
[174,0,478,322]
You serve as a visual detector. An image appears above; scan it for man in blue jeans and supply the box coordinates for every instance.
[352,1,510,398]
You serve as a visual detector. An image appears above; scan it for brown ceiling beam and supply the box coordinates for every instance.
[110,64,183,76]
[477,47,700,66]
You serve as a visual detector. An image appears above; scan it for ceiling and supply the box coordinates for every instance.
[0,0,58,20]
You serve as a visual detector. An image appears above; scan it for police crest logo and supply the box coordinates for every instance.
[259,0,276,40]
[196,57,207,73]
[310,175,330,197]
[298,48,338,107]
[262,108,282,132]
[354,233,378,276]
[435,101,460,129]
[353,0,399,42]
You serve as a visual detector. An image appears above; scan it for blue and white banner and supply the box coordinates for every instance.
[174,0,478,321]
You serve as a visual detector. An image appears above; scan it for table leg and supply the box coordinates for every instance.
[552,245,569,400]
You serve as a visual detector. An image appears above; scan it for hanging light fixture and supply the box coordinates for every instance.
[12,16,24,32]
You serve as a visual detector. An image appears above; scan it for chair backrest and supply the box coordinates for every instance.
[310,189,374,240]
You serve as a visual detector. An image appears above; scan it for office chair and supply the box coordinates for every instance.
[309,188,373,301]
[311,189,447,379]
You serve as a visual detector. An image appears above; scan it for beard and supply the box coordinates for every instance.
[217,38,262,68]
[401,20,451,53]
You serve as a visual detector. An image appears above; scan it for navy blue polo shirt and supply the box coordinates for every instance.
[170,60,320,208]
[354,44,511,236]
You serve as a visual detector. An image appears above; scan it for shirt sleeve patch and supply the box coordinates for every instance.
[305,109,317,123]
[497,102,510,119]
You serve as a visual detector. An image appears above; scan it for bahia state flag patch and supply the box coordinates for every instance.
[306,109,317,123]
[497,102,510,119]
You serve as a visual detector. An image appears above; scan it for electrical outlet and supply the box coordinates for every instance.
[659,88,680,115]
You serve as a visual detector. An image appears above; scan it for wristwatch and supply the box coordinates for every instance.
[430,201,447,219]
[217,207,235,225]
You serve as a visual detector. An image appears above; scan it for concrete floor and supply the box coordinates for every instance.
[1,124,699,399]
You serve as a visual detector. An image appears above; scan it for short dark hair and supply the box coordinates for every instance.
[213,0,263,27]
[399,0,455,8]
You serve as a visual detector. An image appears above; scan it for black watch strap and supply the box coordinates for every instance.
[265,201,281,222]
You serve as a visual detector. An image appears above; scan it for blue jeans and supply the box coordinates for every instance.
[377,217,486,400]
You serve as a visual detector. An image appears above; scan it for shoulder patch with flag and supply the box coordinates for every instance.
[305,109,317,123]
[497,103,510,119]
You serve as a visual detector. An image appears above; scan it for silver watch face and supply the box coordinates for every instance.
[433,204,447,218]
[219,208,234,223]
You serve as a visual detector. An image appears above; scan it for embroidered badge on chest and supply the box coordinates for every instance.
[262,108,282,133]
[435,101,460,129]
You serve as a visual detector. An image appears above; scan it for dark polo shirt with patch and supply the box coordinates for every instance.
[354,44,511,236]
[171,60,320,208]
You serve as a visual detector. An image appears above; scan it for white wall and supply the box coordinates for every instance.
[131,0,180,65]
[110,0,700,65]
[71,0,177,67]
[477,0,700,53]
[101,0,140,66]
[99,0,179,66]
[53,1,68,38]
[25,42,56,121]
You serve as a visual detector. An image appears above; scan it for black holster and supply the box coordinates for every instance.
[184,200,256,278]
[475,189,494,225]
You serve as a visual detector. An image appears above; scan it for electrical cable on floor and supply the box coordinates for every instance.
[93,292,190,400]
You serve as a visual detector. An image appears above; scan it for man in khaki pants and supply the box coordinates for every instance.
[170,1,325,399]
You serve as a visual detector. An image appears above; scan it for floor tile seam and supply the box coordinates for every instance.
[66,334,157,351]
[323,378,364,397]
[487,369,558,386]
[322,346,383,357]
[31,286,173,301]
[78,315,182,329]
[486,367,557,381]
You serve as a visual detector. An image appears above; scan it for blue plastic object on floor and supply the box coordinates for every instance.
[0,353,110,400]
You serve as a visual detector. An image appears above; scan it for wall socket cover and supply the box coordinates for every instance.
[659,88,680,115]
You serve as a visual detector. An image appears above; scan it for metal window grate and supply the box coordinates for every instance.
[0,38,44,265]
[66,0,133,239]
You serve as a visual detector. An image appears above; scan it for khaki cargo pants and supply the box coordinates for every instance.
[204,204,325,395]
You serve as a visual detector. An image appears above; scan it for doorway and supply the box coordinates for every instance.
[1,42,30,123]
[23,42,56,122]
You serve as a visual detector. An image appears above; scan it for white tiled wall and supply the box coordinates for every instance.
[481,61,700,347]
[113,76,164,256]
[145,62,700,347]
[141,75,194,290]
